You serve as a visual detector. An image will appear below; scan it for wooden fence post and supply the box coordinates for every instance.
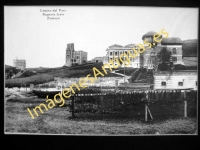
[145,104,148,121]
[184,100,187,118]
[72,95,75,118]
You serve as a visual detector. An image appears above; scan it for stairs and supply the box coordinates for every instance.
[13,70,26,78]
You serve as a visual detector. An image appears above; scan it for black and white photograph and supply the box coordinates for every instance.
[4,6,198,135]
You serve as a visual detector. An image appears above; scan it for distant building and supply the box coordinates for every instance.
[103,44,140,68]
[65,43,88,67]
[13,59,26,70]
[154,70,197,90]
[90,57,103,63]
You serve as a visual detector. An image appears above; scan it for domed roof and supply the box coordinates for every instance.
[142,31,157,40]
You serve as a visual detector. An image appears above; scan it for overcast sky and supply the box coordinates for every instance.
[4,6,198,68]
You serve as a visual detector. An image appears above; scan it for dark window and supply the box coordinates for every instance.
[110,52,112,56]
[115,52,118,56]
[196,81,197,86]
[172,57,177,61]
[178,82,183,86]
[172,48,177,54]
[161,82,166,86]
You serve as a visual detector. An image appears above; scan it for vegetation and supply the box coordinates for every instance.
[182,39,197,57]
[5,62,122,88]
[5,94,197,134]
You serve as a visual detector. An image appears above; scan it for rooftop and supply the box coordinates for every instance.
[123,43,136,48]
[154,70,197,76]
[108,44,123,48]
[161,37,183,45]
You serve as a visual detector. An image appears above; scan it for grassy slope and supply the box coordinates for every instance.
[5,62,122,87]
[182,39,197,57]
[5,94,197,134]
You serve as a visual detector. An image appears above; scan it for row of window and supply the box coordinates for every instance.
[161,81,197,86]
[109,51,135,56]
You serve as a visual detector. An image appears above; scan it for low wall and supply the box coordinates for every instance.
[39,77,127,87]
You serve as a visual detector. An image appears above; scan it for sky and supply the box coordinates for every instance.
[4,6,198,68]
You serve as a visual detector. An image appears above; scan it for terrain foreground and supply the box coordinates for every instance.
[5,90,197,135]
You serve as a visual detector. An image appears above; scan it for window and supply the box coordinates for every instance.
[178,82,183,86]
[196,81,197,86]
[161,82,166,86]
[172,57,177,61]
[172,48,177,54]
[115,52,118,56]
[77,56,79,59]
[120,51,123,54]
[110,52,113,56]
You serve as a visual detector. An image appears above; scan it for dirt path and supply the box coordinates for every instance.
[14,92,26,98]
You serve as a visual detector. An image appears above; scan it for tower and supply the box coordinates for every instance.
[66,43,75,67]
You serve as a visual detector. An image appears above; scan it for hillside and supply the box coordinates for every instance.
[5,62,122,88]
[5,65,21,74]
[182,39,197,57]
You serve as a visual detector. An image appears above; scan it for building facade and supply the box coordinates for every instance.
[161,37,184,65]
[154,70,197,90]
[65,43,87,67]
[141,31,162,69]
[103,44,140,68]
[13,59,26,70]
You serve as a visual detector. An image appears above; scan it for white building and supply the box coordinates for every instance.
[154,70,197,90]
[103,44,140,68]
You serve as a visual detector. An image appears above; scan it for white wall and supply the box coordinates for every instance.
[154,75,197,90]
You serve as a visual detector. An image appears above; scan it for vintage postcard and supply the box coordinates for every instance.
[4,6,198,135]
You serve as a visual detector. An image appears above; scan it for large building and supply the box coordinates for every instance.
[13,59,26,70]
[103,44,140,68]
[141,31,184,70]
[65,43,88,67]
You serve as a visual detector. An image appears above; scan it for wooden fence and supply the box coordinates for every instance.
[68,89,197,121]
